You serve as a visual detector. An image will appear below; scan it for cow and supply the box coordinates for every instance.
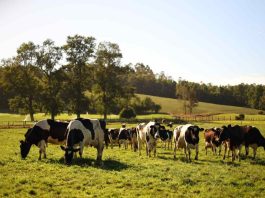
[218,125,244,161]
[118,128,131,149]
[158,126,173,150]
[242,126,265,159]
[107,128,120,149]
[173,124,204,162]
[60,118,105,164]
[19,119,69,160]
[136,121,161,157]
[204,128,222,155]
[128,127,138,152]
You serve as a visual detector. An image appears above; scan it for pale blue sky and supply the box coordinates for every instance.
[1,0,265,85]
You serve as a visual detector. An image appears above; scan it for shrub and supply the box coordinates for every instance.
[235,114,245,120]
[258,111,264,115]
[119,107,136,119]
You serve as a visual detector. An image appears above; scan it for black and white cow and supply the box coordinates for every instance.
[20,119,69,160]
[107,128,120,149]
[158,126,173,150]
[136,121,161,157]
[128,127,138,152]
[60,118,106,164]
[173,124,204,162]
[118,127,131,149]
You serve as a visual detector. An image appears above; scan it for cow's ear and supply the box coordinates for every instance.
[60,145,66,151]
[199,128,204,131]
[228,124,231,128]
[20,140,24,144]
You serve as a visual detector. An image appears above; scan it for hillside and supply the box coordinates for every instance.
[137,94,260,115]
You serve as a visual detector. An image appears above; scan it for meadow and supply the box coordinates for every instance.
[0,120,265,197]
[137,94,260,115]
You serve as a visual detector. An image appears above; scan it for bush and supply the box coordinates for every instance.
[235,114,245,120]
[258,110,264,115]
[119,107,136,119]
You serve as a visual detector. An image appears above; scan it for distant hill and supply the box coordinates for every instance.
[137,94,260,115]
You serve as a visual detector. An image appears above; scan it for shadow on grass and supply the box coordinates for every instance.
[250,158,265,166]
[45,157,130,171]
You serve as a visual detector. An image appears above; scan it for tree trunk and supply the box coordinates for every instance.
[51,113,55,120]
[103,111,107,120]
[28,97,35,121]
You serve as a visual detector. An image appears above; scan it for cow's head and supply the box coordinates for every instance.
[150,124,161,139]
[60,146,80,164]
[20,140,32,159]
[187,125,204,144]
[218,125,231,144]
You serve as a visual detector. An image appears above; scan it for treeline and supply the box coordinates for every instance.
[176,81,265,110]
[0,35,162,121]
[1,35,265,119]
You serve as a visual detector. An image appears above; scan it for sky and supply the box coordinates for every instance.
[0,0,265,85]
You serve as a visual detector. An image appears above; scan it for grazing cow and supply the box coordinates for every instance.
[107,128,120,149]
[173,124,204,162]
[20,119,69,160]
[128,127,138,152]
[204,128,222,155]
[136,121,161,157]
[60,118,105,164]
[158,126,173,149]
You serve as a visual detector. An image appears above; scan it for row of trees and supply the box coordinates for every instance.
[0,35,161,121]
[1,34,265,119]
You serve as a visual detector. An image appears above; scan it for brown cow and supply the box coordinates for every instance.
[204,128,222,155]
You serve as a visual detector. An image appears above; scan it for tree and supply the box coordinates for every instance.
[63,35,96,118]
[94,41,133,120]
[177,80,198,114]
[1,43,41,121]
[36,39,63,120]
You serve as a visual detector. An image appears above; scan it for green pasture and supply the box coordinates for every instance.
[1,121,265,197]
[137,94,260,115]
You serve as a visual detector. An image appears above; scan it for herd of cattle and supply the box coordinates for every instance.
[19,118,265,164]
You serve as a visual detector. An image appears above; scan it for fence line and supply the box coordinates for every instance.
[0,116,265,129]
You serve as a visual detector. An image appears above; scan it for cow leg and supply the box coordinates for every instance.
[218,145,222,156]
[79,142,84,158]
[187,147,191,162]
[38,140,46,160]
[245,145,249,156]
[213,144,216,155]
[252,145,258,159]
[138,141,142,156]
[96,143,104,163]
[205,143,208,155]
[174,140,177,159]
[195,144,199,160]
[223,143,227,160]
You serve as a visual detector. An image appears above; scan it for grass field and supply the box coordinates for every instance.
[1,121,265,197]
[137,94,260,115]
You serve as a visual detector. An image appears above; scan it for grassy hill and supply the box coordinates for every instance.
[137,94,260,115]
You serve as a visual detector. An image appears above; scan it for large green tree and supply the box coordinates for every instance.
[1,42,41,121]
[94,42,134,119]
[63,35,96,118]
[36,39,64,120]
